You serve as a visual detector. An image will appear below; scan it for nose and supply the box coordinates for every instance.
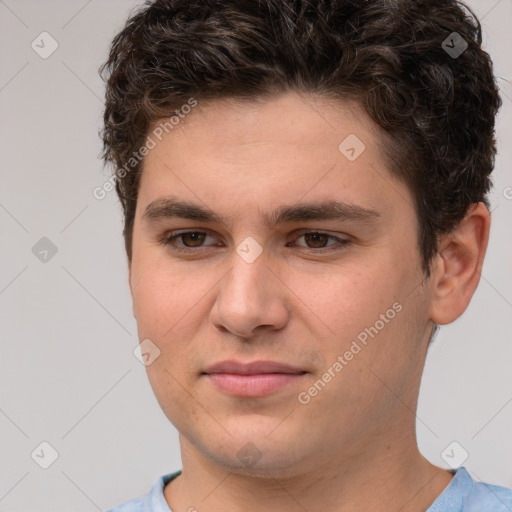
[209,248,290,339]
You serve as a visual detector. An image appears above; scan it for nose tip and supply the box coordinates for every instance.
[209,258,289,339]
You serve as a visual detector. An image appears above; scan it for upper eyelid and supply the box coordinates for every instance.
[165,228,348,239]
[164,229,350,247]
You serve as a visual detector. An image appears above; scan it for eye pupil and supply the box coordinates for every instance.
[182,232,205,247]
[304,232,328,248]
[164,230,345,254]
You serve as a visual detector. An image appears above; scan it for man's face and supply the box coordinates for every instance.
[129,92,434,476]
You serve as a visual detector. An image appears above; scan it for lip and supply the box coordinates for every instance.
[203,360,306,375]
[202,360,307,397]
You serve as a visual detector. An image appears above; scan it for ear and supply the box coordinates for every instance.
[429,202,491,325]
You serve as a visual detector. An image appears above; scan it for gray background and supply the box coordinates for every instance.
[0,1,510,510]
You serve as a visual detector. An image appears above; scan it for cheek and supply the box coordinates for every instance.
[145,361,203,436]
[291,258,418,385]
[130,258,216,376]
[131,256,195,335]
[289,261,400,344]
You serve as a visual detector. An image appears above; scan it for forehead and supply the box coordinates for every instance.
[136,92,413,229]
[146,92,376,156]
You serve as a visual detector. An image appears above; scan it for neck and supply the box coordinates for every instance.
[164,431,453,512]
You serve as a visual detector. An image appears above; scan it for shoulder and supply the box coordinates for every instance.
[105,496,145,512]
[465,476,512,511]
[428,467,512,512]
[105,470,182,512]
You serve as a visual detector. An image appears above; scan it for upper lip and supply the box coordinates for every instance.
[203,360,306,375]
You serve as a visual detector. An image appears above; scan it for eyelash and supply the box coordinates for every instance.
[158,230,351,254]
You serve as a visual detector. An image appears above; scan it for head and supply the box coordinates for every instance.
[100,0,501,476]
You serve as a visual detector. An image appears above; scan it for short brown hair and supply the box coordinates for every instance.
[100,0,502,274]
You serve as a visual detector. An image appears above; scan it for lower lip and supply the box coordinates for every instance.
[205,373,306,397]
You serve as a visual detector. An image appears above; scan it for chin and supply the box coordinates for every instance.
[199,429,312,478]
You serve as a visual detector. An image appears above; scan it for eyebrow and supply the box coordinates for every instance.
[142,195,380,230]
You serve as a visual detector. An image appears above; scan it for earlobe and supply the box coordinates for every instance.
[429,202,490,325]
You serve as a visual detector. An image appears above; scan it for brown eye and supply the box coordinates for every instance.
[303,232,330,249]
[180,232,206,247]
[289,231,351,253]
[159,230,217,253]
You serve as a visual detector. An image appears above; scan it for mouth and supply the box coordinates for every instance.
[201,360,308,397]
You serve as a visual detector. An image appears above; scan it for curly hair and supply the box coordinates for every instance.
[99,0,502,275]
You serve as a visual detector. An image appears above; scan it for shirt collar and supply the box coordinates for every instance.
[426,467,473,512]
[146,467,472,512]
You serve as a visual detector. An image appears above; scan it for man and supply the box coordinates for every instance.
[100,0,511,510]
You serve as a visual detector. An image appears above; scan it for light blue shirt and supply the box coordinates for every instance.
[107,467,512,512]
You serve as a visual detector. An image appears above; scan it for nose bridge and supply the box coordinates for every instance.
[224,244,272,314]
[211,241,288,337]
